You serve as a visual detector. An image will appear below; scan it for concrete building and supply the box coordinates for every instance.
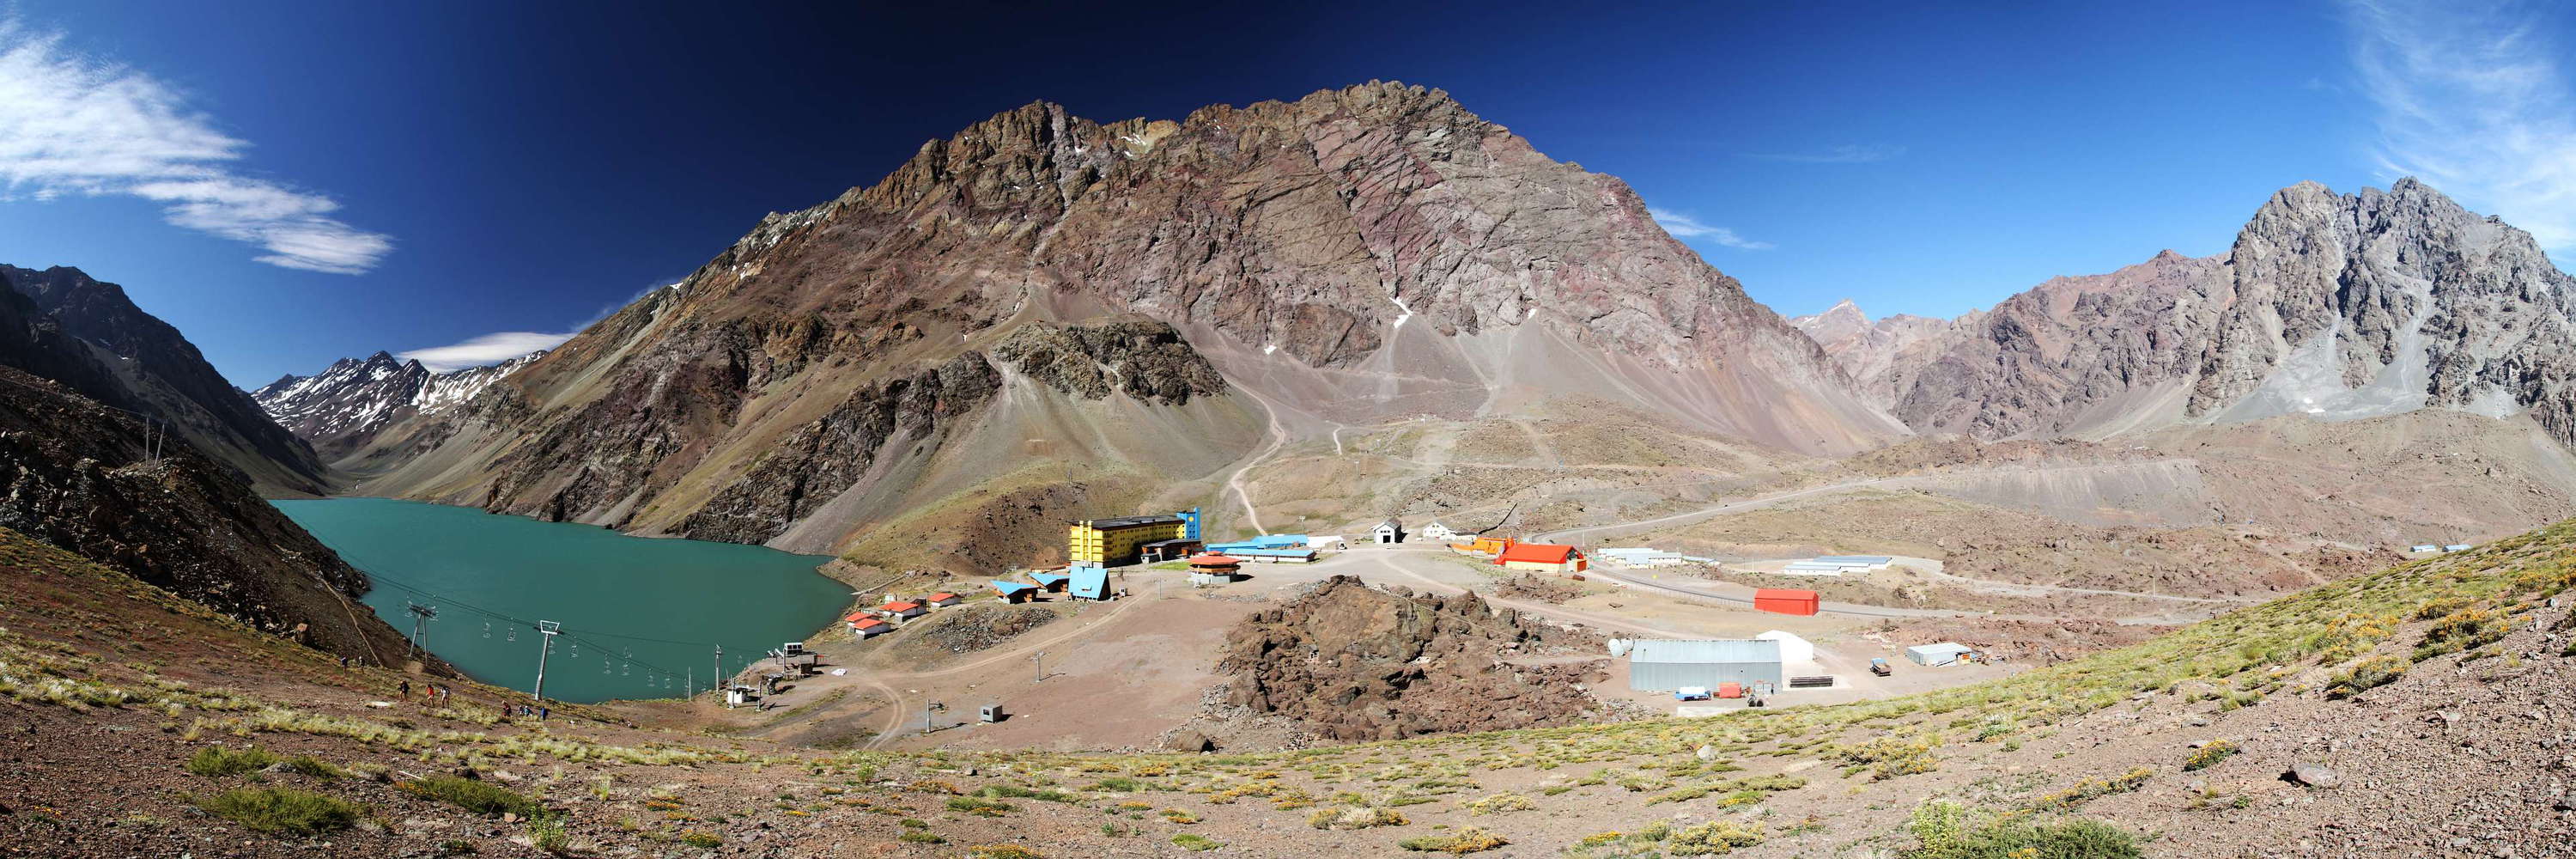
[1374,519,1404,544]
[1498,543,1586,573]
[924,593,962,607]
[874,600,927,621]
[1228,547,1317,564]
[1420,521,1460,541]
[1068,508,1203,569]
[1625,639,1784,691]
[846,615,890,638]
[2409,544,2439,553]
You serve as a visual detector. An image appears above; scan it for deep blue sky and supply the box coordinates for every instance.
[1,1,2566,385]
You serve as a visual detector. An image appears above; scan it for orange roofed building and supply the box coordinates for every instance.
[1496,543,1586,574]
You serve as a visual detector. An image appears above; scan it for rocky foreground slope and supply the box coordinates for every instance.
[0,363,425,668]
[0,264,331,495]
[316,82,1900,560]
[4,506,2573,856]
[1800,180,2576,447]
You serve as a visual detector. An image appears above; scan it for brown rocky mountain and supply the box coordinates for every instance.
[336,82,1902,561]
[0,264,331,495]
[1799,180,2576,444]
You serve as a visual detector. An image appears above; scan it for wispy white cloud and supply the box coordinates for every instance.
[1647,208,1774,250]
[1746,143,1905,164]
[399,278,683,373]
[2347,0,2576,249]
[398,332,574,373]
[0,20,392,273]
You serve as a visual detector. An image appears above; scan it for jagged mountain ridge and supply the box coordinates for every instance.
[0,265,332,495]
[336,82,1901,557]
[253,350,544,461]
[1798,180,2576,445]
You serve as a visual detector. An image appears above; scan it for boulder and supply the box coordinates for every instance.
[2284,762,2342,789]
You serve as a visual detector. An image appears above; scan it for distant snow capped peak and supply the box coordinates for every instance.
[255,349,545,459]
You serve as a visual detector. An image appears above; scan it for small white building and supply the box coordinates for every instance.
[1374,519,1404,544]
[2408,544,2439,553]
[1754,630,1817,666]
[2444,544,2475,552]
[1420,521,1460,541]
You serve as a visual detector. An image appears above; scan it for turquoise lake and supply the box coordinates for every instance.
[274,498,848,704]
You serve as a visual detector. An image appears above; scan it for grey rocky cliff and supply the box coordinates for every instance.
[1803,180,2576,446]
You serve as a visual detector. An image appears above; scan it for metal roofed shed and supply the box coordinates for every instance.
[1625,638,1783,691]
[1906,643,1976,667]
[1753,588,1820,616]
[1028,572,1070,592]
[990,580,1040,603]
[1068,567,1111,600]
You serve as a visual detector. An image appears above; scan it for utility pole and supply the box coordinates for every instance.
[1030,650,1047,683]
[531,621,561,701]
[685,667,693,698]
[404,602,437,657]
[712,645,724,699]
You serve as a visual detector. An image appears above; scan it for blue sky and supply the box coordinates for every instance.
[2,1,2571,384]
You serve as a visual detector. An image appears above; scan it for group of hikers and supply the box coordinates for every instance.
[391,676,546,721]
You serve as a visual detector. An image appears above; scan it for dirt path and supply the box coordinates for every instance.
[1224,384,1290,535]
[1534,476,1905,543]
[1364,554,1709,638]
[1580,565,1964,620]
[735,588,1162,748]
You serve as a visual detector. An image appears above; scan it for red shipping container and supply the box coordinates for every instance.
[1753,588,1820,616]
[1716,682,1743,698]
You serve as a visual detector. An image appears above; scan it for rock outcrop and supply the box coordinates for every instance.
[1212,576,1606,741]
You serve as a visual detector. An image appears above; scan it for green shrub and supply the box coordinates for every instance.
[677,831,721,848]
[2181,740,2239,771]
[1667,819,1765,855]
[197,787,363,836]
[1308,805,1407,830]
[898,831,945,844]
[1170,833,1222,851]
[945,795,1016,816]
[1463,792,1534,815]
[1900,800,2140,859]
[2326,656,2407,699]
[1397,825,1509,853]
[282,755,346,779]
[2031,767,2153,810]
[186,745,279,777]
[399,776,546,819]
[2414,609,2512,661]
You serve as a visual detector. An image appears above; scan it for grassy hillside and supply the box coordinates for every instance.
[3,521,2571,856]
